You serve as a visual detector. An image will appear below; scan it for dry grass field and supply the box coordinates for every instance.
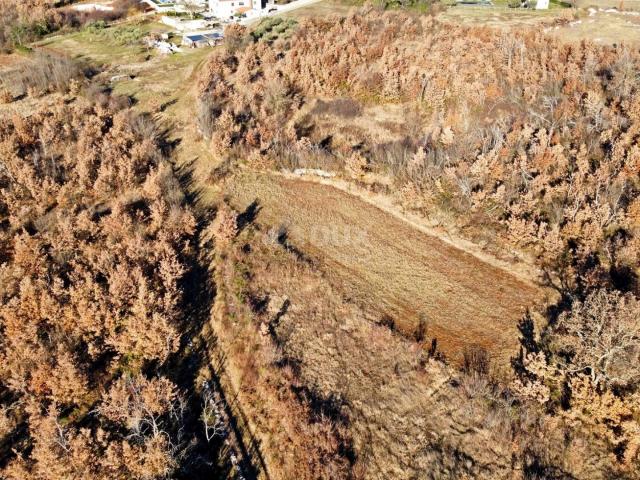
[284,1,640,46]
[556,8,640,44]
[24,17,568,347]
[576,0,640,8]
[279,0,357,18]
[440,3,640,45]
[216,211,611,480]
[226,171,545,369]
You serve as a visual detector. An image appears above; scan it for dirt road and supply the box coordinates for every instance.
[227,171,544,368]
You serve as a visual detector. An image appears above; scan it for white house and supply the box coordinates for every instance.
[208,0,264,19]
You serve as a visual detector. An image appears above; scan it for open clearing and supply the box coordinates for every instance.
[285,1,640,47]
[553,9,640,45]
[227,171,545,368]
[279,0,357,19]
[440,4,640,45]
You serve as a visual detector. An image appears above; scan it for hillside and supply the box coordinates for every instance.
[196,8,640,479]
[226,170,544,369]
[0,1,639,479]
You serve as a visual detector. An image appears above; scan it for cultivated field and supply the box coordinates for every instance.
[226,171,545,368]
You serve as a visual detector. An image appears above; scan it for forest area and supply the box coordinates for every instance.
[0,50,240,477]
[0,0,639,479]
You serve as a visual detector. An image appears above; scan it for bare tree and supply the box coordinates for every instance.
[182,0,202,20]
[201,388,225,442]
[553,290,640,388]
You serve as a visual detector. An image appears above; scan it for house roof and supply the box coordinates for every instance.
[184,32,222,42]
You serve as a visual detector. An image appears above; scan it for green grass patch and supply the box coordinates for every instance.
[251,17,298,42]
[97,24,146,45]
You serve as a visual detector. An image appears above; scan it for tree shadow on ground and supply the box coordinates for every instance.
[160,154,269,480]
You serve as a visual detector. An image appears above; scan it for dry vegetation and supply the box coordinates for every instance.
[0,39,389,480]
[209,215,638,479]
[0,1,639,479]
[202,203,357,480]
[195,7,640,478]
[224,171,542,369]
[0,0,144,52]
[0,85,228,477]
[198,10,640,297]
[0,49,87,101]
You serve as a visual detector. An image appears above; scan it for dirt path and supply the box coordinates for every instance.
[227,171,545,368]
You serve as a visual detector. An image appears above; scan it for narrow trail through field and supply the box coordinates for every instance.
[227,171,545,367]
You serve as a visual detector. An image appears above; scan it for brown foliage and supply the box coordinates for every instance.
[0,0,144,52]
[198,9,640,291]
[551,289,640,388]
[0,96,196,479]
[223,23,248,53]
[198,9,640,475]
[213,228,355,480]
[511,289,640,468]
[211,204,238,247]
[0,50,85,97]
[0,87,12,103]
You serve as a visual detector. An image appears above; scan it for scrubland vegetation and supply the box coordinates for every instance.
[210,225,357,479]
[0,68,231,476]
[0,50,88,101]
[198,10,639,293]
[210,210,640,479]
[196,8,640,478]
[0,0,639,478]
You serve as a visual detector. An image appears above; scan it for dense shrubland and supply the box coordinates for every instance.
[198,10,639,291]
[0,51,360,478]
[197,8,640,473]
[0,94,219,478]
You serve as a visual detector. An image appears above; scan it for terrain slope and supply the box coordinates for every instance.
[227,171,544,368]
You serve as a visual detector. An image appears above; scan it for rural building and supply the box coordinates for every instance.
[208,0,265,19]
[182,31,223,47]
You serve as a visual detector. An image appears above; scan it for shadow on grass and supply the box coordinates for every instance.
[164,154,269,480]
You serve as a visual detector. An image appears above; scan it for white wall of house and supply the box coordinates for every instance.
[208,0,255,18]
[161,15,210,31]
